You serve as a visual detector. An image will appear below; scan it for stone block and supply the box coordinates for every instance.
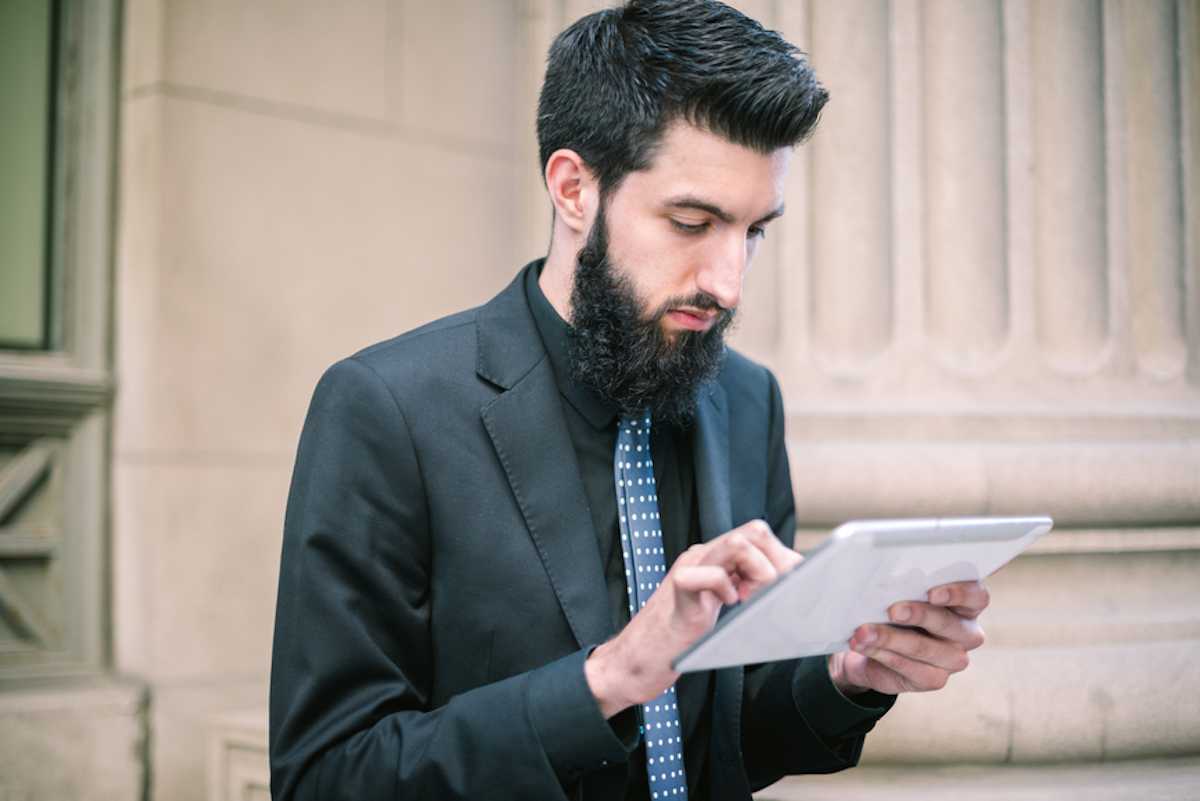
[114,93,164,459]
[164,0,390,119]
[859,639,1200,764]
[121,0,163,93]
[0,679,146,801]
[113,461,289,680]
[786,439,1200,528]
[395,0,520,148]
[115,96,518,456]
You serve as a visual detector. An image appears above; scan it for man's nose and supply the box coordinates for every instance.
[695,235,746,311]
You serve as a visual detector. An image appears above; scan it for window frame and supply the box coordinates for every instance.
[0,0,120,680]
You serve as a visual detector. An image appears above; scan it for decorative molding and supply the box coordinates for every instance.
[0,441,59,651]
[207,710,269,801]
[795,526,1200,555]
[0,441,54,519]
[0,570,53,647]
[0,362,112,421]
[922,0,1010,370]
[786,408,1200,441]
[0,529,60,559]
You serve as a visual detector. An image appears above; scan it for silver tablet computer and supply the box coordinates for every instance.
[672,515,1053,673]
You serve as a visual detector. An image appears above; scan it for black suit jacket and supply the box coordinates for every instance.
[270,263,884,801]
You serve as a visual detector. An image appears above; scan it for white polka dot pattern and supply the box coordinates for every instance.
[615,413,688,800]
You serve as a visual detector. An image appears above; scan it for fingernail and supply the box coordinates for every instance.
[931,588,949,604]
[858,628,877,646]
[891,604,911,623]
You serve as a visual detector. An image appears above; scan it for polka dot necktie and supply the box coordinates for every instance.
[614,412,688,800]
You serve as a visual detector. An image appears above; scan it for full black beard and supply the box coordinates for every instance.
[566,203,735,426]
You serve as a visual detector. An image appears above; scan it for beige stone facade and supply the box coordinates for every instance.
[1,0,1195,799]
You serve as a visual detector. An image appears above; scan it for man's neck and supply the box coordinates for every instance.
[538,242,577,323]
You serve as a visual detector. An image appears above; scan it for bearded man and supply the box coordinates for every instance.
[269,2,991,799]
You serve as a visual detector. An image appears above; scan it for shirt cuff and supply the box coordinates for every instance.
[526,647,638,786]
[791,655,896,743]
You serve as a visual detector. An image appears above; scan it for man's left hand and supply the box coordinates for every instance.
[827,580,989,696]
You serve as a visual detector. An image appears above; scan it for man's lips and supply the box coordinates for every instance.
[666,308,718,332]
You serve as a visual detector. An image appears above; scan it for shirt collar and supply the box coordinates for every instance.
[524,261,620,430]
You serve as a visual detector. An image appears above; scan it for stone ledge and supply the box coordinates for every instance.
[794,525,1200,554]
[755,757,1200,801]
[787,438,1200,527]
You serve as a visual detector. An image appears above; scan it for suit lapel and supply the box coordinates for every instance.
[692,381,733,542]
[477,265,614,649]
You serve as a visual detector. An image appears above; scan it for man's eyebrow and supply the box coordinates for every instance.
[755,204,786,225]
[664,194,785,225]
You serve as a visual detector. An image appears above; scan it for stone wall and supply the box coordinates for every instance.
[116,1,525,799]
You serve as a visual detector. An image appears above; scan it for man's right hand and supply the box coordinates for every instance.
[584,519,801,718]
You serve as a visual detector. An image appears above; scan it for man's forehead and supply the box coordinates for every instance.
[626,122,791,218]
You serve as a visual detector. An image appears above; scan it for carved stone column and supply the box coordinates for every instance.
[725,0,1200,763]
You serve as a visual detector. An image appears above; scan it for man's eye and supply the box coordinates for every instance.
[670,219,708,234]
[748,225,767,240]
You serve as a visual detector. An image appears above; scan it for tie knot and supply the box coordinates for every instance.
[618,415,652,452]
[619,411,651,434]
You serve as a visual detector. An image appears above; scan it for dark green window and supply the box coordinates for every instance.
[0,0,57,350]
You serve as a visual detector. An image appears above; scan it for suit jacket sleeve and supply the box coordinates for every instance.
[269,357,631,801]
[738,369,895,791]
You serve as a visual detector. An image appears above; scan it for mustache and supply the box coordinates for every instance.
[649,292,735,325]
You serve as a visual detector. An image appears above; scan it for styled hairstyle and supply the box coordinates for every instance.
[536,0,828,195]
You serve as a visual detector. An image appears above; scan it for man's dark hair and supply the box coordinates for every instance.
[537,0,828,195]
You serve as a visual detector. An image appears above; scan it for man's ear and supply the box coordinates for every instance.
[544,149,597,235]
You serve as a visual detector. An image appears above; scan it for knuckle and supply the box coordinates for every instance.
[913,638,934,662]
[872,648,898,669]
[727,532,747,550]
[931,671,949,690]
[875,649,902,671]
[869,627,890,650]
[752,519,772,537]
[954,652,970,672]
